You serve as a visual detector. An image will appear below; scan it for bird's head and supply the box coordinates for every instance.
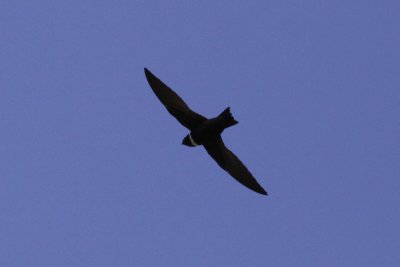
[182,134,196,147]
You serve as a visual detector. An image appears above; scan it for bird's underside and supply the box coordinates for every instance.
[144,68,267,195]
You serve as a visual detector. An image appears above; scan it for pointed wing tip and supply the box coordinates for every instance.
[256,188,268,196]
[144,68,155,82]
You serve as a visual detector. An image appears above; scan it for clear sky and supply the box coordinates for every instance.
[1,1,399,266]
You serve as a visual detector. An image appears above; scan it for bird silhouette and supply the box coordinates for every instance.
[144,68,267,195]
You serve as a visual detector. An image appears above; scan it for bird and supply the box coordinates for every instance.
[144,68,267,195]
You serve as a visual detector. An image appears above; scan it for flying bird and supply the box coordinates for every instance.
[144,68,267,195]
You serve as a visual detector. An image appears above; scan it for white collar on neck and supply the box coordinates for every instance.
[189,134,199,146]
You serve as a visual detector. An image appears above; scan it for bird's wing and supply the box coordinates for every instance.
[203,136,267,195]
[144,68,207,130]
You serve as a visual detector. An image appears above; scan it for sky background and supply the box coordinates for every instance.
[1,1,399,266]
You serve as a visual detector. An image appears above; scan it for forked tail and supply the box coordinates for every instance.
[219,107,238,128]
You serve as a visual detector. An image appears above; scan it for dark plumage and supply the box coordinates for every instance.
[144,68,267,195]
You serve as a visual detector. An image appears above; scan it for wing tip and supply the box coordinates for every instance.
[257,187,268,196]
[144,68,156,82]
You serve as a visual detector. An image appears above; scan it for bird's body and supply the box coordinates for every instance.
[144,68,267,195]
[183,107,237,147]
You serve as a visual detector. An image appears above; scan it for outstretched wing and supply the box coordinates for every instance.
[144,68,207,130]
[203,136,267,195]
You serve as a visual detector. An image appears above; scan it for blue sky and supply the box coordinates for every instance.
[1,1,399,266]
